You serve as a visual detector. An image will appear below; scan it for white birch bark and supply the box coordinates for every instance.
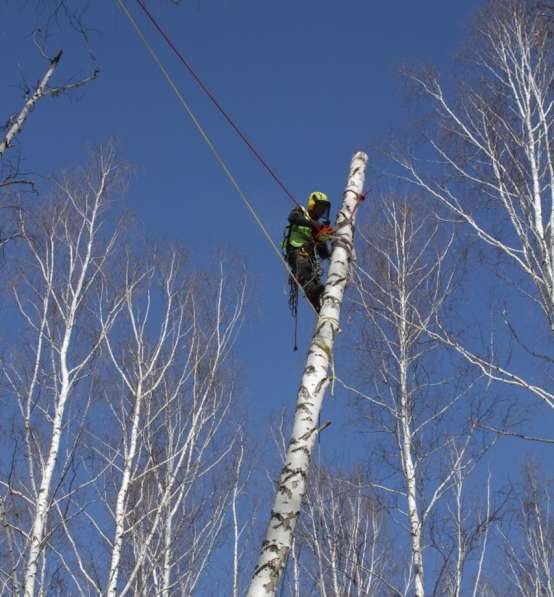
[106,375,145,597]
[0,51,62,157]
[231,438,248,597]
[399,344,425,597]
[247,151,367,596]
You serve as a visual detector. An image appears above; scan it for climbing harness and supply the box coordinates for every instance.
[282,197,329,349]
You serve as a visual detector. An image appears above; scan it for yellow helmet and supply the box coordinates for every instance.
[307,191,329,210]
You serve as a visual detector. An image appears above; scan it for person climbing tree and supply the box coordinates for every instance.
[284,191,334,313]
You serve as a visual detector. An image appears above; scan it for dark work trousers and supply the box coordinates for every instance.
[287,248,324,312]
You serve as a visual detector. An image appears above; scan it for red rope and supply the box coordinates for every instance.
[135,0,302,209]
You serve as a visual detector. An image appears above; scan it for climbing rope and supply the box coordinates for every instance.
[134,0,303,211]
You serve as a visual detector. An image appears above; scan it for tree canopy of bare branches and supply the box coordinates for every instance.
[395,0,554,408]
[0,147,249,596]
[347,195,500,597]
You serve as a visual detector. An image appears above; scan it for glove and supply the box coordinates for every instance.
[315,225,334,242]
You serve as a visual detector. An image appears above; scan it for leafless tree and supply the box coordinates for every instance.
[498,462,554,596]
[293,466,392,597]
[0,147,251,596]
[40,249,249,597]
[395,0,554,408]
[0,146,126,596]
[0,49,98,161]
[427,457,503,597]
[90,251,247,597]
[1,12,98,190]
[1,7,99,257]
[346,196,499,597]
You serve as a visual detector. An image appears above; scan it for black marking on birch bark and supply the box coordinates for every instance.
[304,365,316,376]
[278,483,293,499]
[315,320,335,336]
[334,239,353,252]
[260,540,282,554]
[298,385,311,401]
[314,376,330,395]
[298,426,317,441]
[291,445,311,458]
[295,402,312,415]
[252,545,290,593]
[326,296,341,309]
[271,510,299,532]
[281,466,306,485]
[330,275,347,286]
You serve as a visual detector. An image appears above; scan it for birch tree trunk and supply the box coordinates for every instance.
[0,51,62,157]
[247,151,367,596]
[399,332,425,597]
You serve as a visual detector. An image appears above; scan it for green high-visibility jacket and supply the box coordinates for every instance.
[287,207,315,249]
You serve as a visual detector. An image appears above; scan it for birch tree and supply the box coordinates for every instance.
[0,146,125,596]
[1,22,98,251]
[1,49,59,158]
[428,458,499,596]
[348,196,498,597]
[1,46,98,170]
[0,150,251,594]
[74,251,248,596]
[247,152,367,596]
[395,0,554,408]
[499,463,554,596]
[293,467,391,597]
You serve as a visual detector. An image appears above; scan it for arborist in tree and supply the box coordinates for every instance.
[283,191,334,315]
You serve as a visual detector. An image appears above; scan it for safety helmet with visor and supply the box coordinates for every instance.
[307,191,330,223]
